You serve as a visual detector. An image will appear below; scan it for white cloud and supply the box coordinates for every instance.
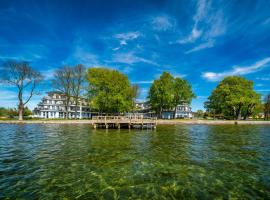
[177,0,226,53]
[178,27,202,44]
[114,31,141,46]
[154,71,186,79]
[0,90,17,100]
[0,88,44,109]
[256,89,270,92]
[151,15,175,31]
[179,0,209,44]
[112,51,159,66]
[40,68,56,80]
[121,66,133,74]
[73,47,99,66]
[185,40,214,54]
[256,77,270,81]
[256,83,264,87]
[202,57,270,81]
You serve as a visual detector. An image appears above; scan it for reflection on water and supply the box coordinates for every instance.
[0,124,270,199]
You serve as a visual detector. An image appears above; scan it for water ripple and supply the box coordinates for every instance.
[0,124,270,199]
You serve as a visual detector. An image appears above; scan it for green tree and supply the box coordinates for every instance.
[148,72,195,118]
[148,72,175,117]
[205,76,261,120]
[23,106,32,116]
[0,107,9,117]
[195,110,204,118]
[87,68,137,113]
[0,107,30,118]
[264,94,270,120]
[173,77,195,116]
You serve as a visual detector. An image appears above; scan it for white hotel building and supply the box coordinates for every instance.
[33,91,91,119]
[161,103,193,119]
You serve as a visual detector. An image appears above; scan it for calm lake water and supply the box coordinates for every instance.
[0,124,270,199]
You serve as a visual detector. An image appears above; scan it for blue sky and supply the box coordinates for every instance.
[0,0,270,111]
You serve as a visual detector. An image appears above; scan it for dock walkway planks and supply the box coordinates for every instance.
[92,115,157,129]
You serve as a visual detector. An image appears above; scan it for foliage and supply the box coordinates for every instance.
[86,68,137,113]
[0,107,10,117]
[148,72,195,117]
[195,109,204,118]
[0,61,43,120]
[204,76,261,120]
[23,106,33,116]
[0,107,31,118]
[264,94,270,120]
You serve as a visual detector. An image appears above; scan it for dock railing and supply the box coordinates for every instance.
[92,115,157,129]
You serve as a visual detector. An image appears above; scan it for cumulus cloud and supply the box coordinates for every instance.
[202,57,270,81]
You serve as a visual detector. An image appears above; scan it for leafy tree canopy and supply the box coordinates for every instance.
[87,68,137,113]
[204,76,261,120]
[148,72,195,117]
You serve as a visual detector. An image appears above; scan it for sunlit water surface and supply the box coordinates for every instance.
[0,124,270,199]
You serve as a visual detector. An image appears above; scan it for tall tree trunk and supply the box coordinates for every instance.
[65,106,68,119]
[65,98,70,119]
[75,103,78,119]
[159,108,162,119]
[74,97,79,119]
[18,102,24,121]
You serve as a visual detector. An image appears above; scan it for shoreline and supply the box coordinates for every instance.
[1,119,270,125]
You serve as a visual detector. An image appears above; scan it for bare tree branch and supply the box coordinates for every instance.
[0,60,43,120]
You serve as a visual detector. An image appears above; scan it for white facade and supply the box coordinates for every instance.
[175,103,193,118]
[135,102,149,112]
[161,103,193,119]
[33,92,91,119]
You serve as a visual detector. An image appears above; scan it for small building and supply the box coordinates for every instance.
[33,91,91,119]
[162,103,193,119]
[134,101,150,113]
[175,103,193,119]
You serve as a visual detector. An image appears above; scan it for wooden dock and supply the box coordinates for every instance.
[92,115,157,129]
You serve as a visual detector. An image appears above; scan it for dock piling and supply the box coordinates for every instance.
[92,115,157,130]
